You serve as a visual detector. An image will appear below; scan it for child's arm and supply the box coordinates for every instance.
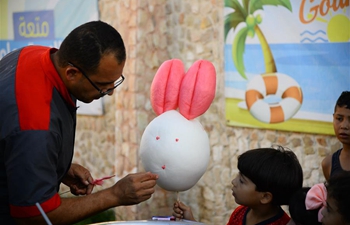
[322,155,332,181]
[172,200,196,221]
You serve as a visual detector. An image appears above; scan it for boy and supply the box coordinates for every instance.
[173,146,303,225]
[322,91,350,181]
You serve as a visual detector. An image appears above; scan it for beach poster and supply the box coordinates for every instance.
[224,0,350,135]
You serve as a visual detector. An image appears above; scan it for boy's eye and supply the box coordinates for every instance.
[239,178,243,183]
[335,116,343,121]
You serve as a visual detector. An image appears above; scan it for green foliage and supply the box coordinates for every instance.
[224,0,248,40]
[224,12,245,40]
[249,0,292,13]
[224,0,292,39]
[232,27,249,80]
[225,0,292,79]
[224,0,244,10]
[73,210,115,225]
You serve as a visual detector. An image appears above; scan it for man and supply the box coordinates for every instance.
[0,20,158,224]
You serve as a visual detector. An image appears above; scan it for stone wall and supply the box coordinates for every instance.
[68,0,339,224]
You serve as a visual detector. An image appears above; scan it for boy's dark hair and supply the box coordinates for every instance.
[237,146,303,205]
[326,171,350,223]
[334,91,350,112]
[57,20,126,75]
[289,187,321,225]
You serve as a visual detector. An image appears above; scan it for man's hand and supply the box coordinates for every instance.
[62,163,94,195]
[110,172,158,206]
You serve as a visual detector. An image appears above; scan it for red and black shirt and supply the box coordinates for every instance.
[0,46,76,223]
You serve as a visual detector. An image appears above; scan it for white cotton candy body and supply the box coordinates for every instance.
[139,110,210,192]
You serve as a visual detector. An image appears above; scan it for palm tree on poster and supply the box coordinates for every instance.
[224,0,303,124]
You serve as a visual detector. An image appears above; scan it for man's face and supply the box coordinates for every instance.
[333,106,350,147]
[71,53,125,103]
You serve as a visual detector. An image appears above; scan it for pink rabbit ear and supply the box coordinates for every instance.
[179,60,216,120]
[151,59,185,115]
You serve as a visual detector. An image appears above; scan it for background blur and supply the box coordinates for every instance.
[1,0,348,224]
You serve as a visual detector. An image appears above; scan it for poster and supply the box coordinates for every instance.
[224,0,350,135]
[0,0,103,115]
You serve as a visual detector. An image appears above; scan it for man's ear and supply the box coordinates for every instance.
[66,67,79,81]
[260,192,273,204]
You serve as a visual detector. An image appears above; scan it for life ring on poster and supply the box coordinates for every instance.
[245,73,303,124]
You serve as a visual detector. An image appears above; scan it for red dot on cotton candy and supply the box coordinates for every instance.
[175,138,179,142]
[156,136,160,140]
[162,165,166,169]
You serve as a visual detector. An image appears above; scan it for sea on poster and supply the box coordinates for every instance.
[0,0,103,115]
[224,0,350,135]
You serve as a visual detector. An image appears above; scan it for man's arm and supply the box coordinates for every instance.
[14,172,158,225]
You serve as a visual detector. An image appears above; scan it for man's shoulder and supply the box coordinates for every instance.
[20,45,50,56]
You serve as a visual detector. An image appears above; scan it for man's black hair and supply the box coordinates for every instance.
[57,20,126,74]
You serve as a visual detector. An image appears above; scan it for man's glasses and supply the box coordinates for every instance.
[68,62,124,96]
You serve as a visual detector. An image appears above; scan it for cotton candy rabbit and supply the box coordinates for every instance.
[139,59,216,192]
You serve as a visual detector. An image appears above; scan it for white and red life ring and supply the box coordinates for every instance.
[245,73,303,123]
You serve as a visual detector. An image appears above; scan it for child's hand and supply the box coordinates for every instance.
[172,200,196,221]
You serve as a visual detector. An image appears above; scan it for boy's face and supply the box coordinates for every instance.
[321,195,347,225]
[231,172,262,207]
[333,106,350,146]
